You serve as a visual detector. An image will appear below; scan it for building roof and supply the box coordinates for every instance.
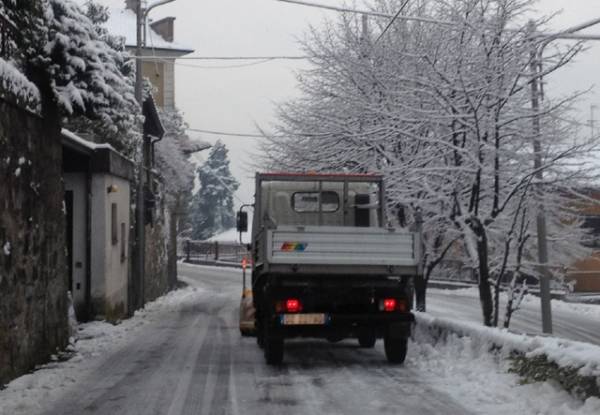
[73,0,194,53]
[62,129,135,181]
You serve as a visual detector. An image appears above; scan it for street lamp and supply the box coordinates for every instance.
[530,17,600,334]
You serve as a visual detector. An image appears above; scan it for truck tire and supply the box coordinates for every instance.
[263,317,283,365]
[257,330,265,349]
[256,319,265,349]
[384,336,408,364]
[358,335,376,348]
[264,334,284,365]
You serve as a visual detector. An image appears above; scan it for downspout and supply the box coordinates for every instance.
[150,133,163,168]
[85,157,93,320]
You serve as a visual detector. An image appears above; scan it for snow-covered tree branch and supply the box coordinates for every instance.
[261,0,600,327]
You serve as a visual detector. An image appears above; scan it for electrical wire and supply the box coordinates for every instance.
[374,0,411,45]
[276,0,455,26]
[187,127,339,138]
[187,128,266,138]
[133,55,309,61]
[152,57,280,69]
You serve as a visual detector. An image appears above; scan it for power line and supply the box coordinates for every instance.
[276,0,455,26]
[132,55,309,61]
[187,127,338,138]
[187,128,266,138]
[374,0,411,45]
[173,58,277,69]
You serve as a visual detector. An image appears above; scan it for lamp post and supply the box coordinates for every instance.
[529,18,600,334]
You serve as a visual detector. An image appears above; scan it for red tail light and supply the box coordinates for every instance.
[383,298,397,312]
[379,298,407,312]
[286,298,302,313]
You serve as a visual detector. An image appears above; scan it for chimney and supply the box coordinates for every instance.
[125,0,138,12]
[150,17,175,42]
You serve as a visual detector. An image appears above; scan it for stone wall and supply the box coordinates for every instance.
[144,223,169,303]
[144,187,169,303]
[0,98,69,385]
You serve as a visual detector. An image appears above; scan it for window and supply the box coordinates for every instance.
[582,216,600,248]
[292,191,339,213]
[120,222,126,262]
[111,203,118,245]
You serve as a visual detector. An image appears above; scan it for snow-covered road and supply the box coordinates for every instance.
[2,263,598,415]
[428,288,600,345]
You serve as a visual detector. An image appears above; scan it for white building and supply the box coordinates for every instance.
[62,130,135,321]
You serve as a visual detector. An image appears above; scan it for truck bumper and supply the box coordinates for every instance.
[270,312,414,339]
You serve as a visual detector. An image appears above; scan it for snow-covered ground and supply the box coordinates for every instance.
[207,227,250,244]
[409,327,600,415]
[0,284,208,415]
[1,265,599,415]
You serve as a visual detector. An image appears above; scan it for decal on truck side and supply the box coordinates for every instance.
[280,242,308,252]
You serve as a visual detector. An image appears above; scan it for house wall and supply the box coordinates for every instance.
[567,191,600,292]
[64,172,88,318]
[90,174,130,320]
[133,48,182,111]
[142,60,165,108]
[163,60,175,110]
[570,253,600,293]
[0,98,69,385]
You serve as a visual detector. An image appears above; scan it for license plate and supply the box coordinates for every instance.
[281,313,327,325]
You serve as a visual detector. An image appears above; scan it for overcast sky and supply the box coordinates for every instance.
[148,0,600,206]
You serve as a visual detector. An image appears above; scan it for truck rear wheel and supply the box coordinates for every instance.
[384,336,408,364]
[263,318,284,365]
[358,335,376,348]
[256,317,265,349]
[264,334,284,365]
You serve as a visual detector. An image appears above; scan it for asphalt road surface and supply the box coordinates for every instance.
[41,264,476,415]
[427,289,600,346]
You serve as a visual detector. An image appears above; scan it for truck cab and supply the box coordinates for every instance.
[243,172,421,365]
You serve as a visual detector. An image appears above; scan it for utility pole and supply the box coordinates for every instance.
[134,0,176,310]
[529,39,553,334]
[135,0,146,309]
[528,16,600,334]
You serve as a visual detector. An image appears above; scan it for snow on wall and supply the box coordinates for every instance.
[415,312,600,379]
[0,59,40,111]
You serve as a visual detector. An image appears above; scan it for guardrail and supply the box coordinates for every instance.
[181,240,248,266]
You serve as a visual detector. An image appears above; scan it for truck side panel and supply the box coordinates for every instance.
[266,226,419,267]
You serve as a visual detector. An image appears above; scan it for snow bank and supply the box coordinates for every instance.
[0,285,208,415]
[408,330,600,415]
[207,227,250,244]
[415,312,600,399]
[0,58,40,111]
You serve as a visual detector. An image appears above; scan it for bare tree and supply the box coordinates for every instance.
[262,0,599,327]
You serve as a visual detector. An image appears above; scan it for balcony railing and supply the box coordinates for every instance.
[0,11,17,59]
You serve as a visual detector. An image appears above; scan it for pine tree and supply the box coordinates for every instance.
[190,141,239,240]
[2,0,141,155]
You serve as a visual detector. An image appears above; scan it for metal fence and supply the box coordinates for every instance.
[181,240,248,265]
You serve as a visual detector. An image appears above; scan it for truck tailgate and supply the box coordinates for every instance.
[267,226,419,267]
